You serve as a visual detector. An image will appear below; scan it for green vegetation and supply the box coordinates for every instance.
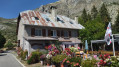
[0,18,17,45]
[112,11,119,34]
[81,58,97,67]
[91,5,98,19]
[0,32,6,48]
[79,4,108,44]
[99,3,111,28]
[5,40,14,49]
[27,50,42,64]
[52,54,67,63]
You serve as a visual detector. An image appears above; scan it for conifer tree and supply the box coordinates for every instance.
[99,3,111,27]
[81,8,88,23]
[91,5,98,19]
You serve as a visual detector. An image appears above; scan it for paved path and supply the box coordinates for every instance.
[0,53,22,67]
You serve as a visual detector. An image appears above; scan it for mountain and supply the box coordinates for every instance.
[37,0,119,24]
[0,17,17,43]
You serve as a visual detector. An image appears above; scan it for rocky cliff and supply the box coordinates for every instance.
[36,0,119,24]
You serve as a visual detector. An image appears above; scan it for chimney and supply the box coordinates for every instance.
[51,6,57,21]
[75,16,78,24]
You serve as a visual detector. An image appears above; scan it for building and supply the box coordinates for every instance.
[16,7,84,55]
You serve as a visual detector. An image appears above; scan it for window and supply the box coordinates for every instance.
[51,30,57,37]
[35,17,39,20]
[70,21,73,24]
[45,18,50,21]
[64,31,69,37]
[57,17,65,23]
[35,29,42,36]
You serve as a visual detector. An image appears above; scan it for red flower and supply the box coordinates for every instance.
[65,48,70,51]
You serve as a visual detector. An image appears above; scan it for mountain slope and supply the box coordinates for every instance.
[37,0,119,24]
[0,18,17,43]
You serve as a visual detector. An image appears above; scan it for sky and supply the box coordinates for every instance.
[0,0,58,19]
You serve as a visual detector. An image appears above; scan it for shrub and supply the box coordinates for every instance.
[21,50,28,60]
[27,50,42,64]
[52,55,67,63]
[65,57,82,67]
[0,32,6,48]
[81,58,97,67]
[5,40,14,49]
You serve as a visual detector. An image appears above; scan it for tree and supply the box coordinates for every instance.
[87,14,92,21]
[81,8,88,23]
[79,17,105,44]
[91,5,98,19]
[0,32,6,48]
[99,3,111,27]
[112,11,119,33]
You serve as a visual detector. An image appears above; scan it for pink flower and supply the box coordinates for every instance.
[76,63,79,65]
[74,64,76,66]
[78,47,80,49]
[67,61,70,63]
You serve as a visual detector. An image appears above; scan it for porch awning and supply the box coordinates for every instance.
[24,37,58,41]
[62,42,74,45]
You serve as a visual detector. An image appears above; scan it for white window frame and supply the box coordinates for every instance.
[51,30,57,37]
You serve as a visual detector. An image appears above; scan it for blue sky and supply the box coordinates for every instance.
[0,0,58,19]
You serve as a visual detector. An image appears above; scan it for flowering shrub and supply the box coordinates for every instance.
[40,54,46,61]
[27,50,42,64]
[110,56,119,67]
[46,54,52,59]
[69,47,78,53]
[64,57,82,67]
[99,54,111,66]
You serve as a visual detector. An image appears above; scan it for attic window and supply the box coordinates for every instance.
[46,18,50,21]
[61,20,65,23]
[35,17,39,20]
[70,21,73,24]
[57,17,61,21]
[57,17,65,23]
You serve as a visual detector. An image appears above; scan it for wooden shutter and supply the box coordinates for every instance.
[48,29,51,36]
[69,31,71,37]
[31,28,35,37]
[61,30,64,37]
[42,29,46,37]
[57,30,60,37]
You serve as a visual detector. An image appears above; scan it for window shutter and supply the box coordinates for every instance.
[31,28,35,37]
[61,30,64,37]
[42,29,46,37]
[69,31,71,37]
[57,30,60,37]
[48,29,51,36]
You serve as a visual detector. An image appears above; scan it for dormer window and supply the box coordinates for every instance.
[35,17,39,20]
[57,17,64,23]
[70,21,73,24]
[46,18,50,21]
[57,17,60,21]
